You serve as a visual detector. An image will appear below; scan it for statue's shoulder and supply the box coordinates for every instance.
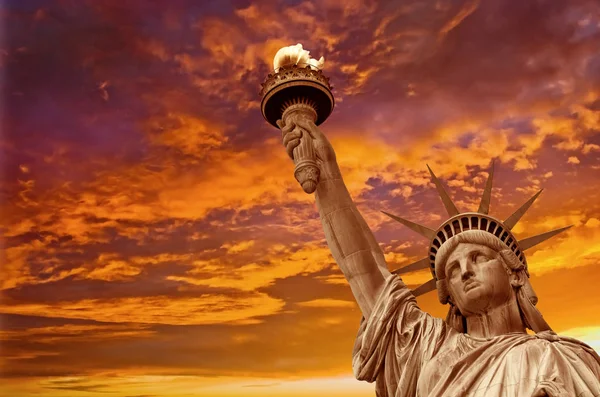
[530,331,600,369]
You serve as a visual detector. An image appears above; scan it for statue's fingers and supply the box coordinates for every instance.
[278,119,287,128]
[296,119,325,142]
[280,122,295,140]
[282,130,301,147]
[286,139,300,158]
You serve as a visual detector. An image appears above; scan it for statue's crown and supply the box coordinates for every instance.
[383,162,572,297]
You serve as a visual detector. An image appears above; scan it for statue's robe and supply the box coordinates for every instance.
[353,275,600,397]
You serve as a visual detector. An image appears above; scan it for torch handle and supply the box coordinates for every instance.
[292,126,320,194]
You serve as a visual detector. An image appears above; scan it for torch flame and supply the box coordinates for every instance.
[273,43,325,72]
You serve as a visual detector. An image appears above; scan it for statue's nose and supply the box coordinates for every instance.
[460,260,475,281]
[461,269,474,281]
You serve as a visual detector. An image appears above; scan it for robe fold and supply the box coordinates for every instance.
[352,275,600,397]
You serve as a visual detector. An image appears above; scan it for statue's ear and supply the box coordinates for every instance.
[510,270,526,288]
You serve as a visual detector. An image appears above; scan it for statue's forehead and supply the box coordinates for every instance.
[446,242,496,262]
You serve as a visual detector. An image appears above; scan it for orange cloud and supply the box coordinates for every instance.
[439,0,480,36]
[221,240,256,254]
[0,292,285,325]
[296,299,355,308]
[147,112,229,157]
[338,63,379,95]
[168,243,334,291]
[524,225,600,275]
[86,259,140,281]
[234,4,285,38]
[0,324,155,344]
[2,374,377,397]
[315,274,347,285]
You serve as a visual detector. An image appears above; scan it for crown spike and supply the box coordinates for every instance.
[426,165,460,216]
[519,225,572,251]
[412,278,437,297]
[392,257,429,275]
[504,189,543,230]
[477,161,495,214]
[381,211,436,240]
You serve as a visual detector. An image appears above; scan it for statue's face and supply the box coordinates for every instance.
[445,243,514,316]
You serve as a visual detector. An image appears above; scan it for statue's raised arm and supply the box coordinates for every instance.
[278,116,391,319]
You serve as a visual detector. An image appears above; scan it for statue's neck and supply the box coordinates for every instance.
[465,299,526,338]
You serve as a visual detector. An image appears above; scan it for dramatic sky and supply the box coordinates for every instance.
[2,0,600,396]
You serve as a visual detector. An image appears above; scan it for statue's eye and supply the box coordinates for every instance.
[473,252,489,263]
[446,261,459,278]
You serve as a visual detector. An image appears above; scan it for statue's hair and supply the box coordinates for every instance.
[434,230,551,333]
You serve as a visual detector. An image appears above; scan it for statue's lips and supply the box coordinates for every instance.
[463,280,479,292]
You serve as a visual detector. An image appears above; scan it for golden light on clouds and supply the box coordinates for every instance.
[0,324,156,344]
[0,293,285,325]
[168,243,334,291]
[296,299,356,308]
[148,112,229,156]
[525,225,600,275]
[3,0,600,396]
[2,375,377,397]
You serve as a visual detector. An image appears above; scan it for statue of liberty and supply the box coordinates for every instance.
[276,114,600,397]
[258,43,600,396]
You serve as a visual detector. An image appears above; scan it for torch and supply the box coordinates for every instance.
[260,44,335,194]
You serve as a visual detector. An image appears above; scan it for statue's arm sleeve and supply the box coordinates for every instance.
[352,274,449,396]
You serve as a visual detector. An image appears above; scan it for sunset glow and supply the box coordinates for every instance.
[2,0,600,396]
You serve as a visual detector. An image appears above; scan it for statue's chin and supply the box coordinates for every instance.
[460,291,494,315]
[457,286,484,303]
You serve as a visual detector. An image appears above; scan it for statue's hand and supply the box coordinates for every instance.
[276,118,337,166]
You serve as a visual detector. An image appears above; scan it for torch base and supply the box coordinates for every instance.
[260,65,334,128]
[294,160,320,194]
